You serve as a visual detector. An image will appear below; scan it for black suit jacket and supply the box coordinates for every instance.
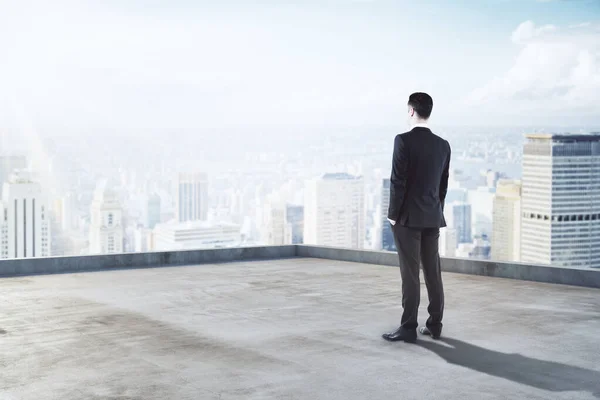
[387,127,451,228]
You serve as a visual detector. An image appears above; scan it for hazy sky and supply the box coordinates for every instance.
[1,0,599,136]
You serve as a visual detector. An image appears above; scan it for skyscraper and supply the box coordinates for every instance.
[492,179,522,262]
[304,173,365,249]
[521,134,600,268]
[381,179,396,251]
[176,172,208,222]
[89,182,123,254]
[447,202,472,245]
[0,170,51,259]
[260,194,290,246]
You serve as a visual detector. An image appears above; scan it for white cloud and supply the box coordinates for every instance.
[570,22,592,28]
[467,21,600,117]
[510,20,557,44]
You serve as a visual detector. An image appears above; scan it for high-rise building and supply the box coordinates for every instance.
[381,179,396,251]
[447,202,472,245]
[521,134,600,268]
[0,170,51,259]
[0,156,27,196]
[492,179,522,262]
[286,204,304,244]
[176,172,208,222]
[147,193,161,229]
[260,194,291,246]
[304,173,365,249]
[89,182,123,254]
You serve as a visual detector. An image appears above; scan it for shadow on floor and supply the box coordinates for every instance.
[418,337,600,399]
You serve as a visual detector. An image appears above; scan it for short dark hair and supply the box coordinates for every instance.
[408,92,433,119]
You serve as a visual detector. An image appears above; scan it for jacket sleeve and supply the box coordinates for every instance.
[439,141,451,211]
[387,135,408,221]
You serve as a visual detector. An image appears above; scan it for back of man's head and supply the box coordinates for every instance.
[408,92,433,120]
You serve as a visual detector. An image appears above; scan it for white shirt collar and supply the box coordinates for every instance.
[411,122,429,129]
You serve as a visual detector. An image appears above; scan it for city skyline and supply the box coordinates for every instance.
[0,1,598,268]
[1,129,600,268]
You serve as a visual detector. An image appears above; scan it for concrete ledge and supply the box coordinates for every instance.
[0,245,297,277]
[441,257,600,289]
[296,245,399,267]
[297,245,600,289]
[0,244,599,289]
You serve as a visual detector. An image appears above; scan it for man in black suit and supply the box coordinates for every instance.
[382,92,451,343]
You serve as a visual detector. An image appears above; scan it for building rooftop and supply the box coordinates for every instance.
[1,257,599,399]
[526,133,600,142]
[321,172,361,180]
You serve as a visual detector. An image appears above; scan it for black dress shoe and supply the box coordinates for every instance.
[419,326,441,339]
[382,327,417,343]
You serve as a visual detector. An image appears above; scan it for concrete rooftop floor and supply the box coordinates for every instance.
[1,258,599,400]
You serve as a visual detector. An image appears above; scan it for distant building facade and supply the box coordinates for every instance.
[0,170,51,259]
[521,133,600,268]
[304,173,365,249]
[261,194,290,246]
[492,179,522,262]
[89,182,123,255]
[176,172,208,222]
[447,202,472,245]
[151,221,241,251]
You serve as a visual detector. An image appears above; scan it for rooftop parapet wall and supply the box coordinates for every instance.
[0,245,598,289]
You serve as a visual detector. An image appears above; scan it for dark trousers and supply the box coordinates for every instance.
[392,225,444,333]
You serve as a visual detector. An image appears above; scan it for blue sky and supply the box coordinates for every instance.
[0,0,599,134]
